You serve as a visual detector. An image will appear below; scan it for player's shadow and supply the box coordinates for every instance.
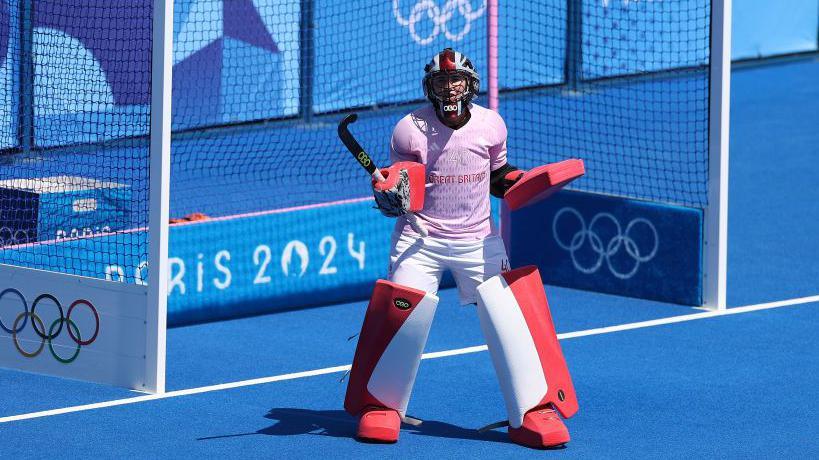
[196,408,509,444]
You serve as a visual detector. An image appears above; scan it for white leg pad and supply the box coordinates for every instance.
[477,275,548,428]
[367,292,438,416]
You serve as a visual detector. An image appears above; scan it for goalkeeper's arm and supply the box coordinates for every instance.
[490,163,525,198]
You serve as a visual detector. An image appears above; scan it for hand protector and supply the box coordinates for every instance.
[372,162,426,217]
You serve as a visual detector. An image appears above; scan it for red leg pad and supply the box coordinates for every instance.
[476,265,579,426]
[344,280,438,417]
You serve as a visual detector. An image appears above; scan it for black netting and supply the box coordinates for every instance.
[0,0,151,280]
[0,0,712,280]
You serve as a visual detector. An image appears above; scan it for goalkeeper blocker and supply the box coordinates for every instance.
[503,159,585,211]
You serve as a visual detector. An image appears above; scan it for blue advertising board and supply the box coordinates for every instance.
[0,194,481,325]
[7,0,819,150]
[28,0,300,147]
[313,0,564,113]
[172,0,299,129]
[162,199,395,324]
[732,0,818,60]
[0,176,131,244]
[510,190,703,305]
[31,0,152,147]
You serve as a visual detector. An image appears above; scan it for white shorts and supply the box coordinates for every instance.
[388,232,510,305]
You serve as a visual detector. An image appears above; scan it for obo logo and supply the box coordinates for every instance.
[393,0,486,45]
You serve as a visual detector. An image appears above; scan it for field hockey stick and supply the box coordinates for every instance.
[338,113,428,237]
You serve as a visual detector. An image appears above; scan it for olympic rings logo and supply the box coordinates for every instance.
[393,0,486,45]
[552,208,659,280]
[0,227,32,247]
[0,289,100,364]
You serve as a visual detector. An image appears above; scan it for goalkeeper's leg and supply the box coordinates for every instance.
[344,278,439,442]
[475,266,579,448]
[345,235,443,442]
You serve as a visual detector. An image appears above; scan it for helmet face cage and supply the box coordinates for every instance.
[423,48,480,111]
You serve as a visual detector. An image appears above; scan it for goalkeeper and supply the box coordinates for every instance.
[344,48,582,449]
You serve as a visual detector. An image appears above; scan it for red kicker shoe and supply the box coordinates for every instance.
[508,406,570,448]
[357,406,401,443]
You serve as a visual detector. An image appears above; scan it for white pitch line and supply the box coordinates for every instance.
[2,294,817,424]
[0,365,352,424]
[558,294,819,340]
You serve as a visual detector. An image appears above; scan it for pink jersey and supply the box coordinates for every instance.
[390,103,508,240]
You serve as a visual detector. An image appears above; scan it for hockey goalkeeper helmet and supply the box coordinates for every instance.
[423,48,480,123]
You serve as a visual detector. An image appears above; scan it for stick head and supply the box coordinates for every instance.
[339,113,358,131]
[337,112,377,175]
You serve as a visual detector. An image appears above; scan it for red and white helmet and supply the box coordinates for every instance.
[422,48,480,120]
